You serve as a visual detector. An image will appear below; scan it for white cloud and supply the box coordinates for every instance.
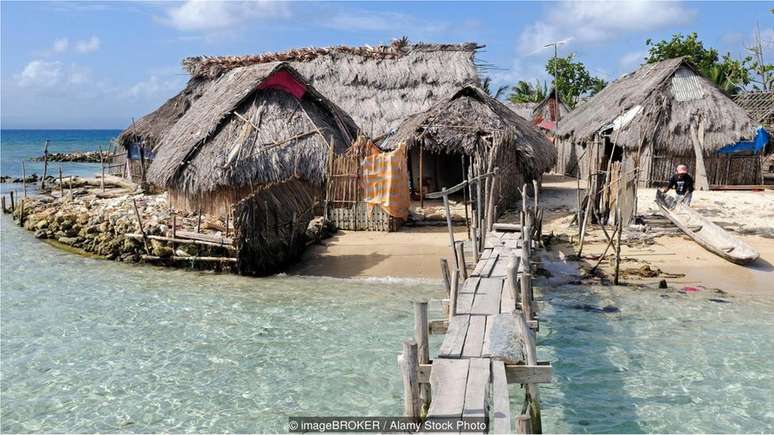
[619,50,646,69]
[124,75,185,100]
[518,0,696,55]
[52,38,69,53]
[17,60,64,88]
[162,0,290,32]
[75,36,100,53]
[324,10,448,35]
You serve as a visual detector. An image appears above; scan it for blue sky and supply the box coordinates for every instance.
[1,1,772,129]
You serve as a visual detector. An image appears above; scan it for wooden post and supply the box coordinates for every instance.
[58,167,64,197]
[690,121,710,191]
[99,144,106,192]
[520,271,533,321]
[506,257,520,313]
[132,198,150,253]
[455,241,468,280]
[41,139,49,190]
[22,162,27,198]
[532,178,539,212]
[613,208,623,285]
[172,212,177,239]
[18,198,24,227]
[9,191,15,212]
[471,218,480,262]
[440,257,451,298]
[475,167,483,246]
[462,156,471,240]
[577,177,595,256]
[518,312,542,433]
[398,339,421,419]
[1,196,5,214]
[485,169,498,231]
[516,415,532,434]
[419,144,424,209]
[197,208,203,233]
[441,188,457,267]
[448,269,459,321]
[413,301,431,408]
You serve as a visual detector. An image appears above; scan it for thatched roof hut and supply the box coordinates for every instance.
[504,102,538,121]
[554,57,759,186]
[180,39,481,136]
[146,62,358,275]
[733,91,774,132]
[380,85,556,207]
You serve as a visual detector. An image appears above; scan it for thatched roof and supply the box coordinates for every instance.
[380,85,557,176]
[733,91,774,130]
[556,57,756,155]
[503,102,537,120]
[117,77,208,149]
[180,40,481,136]
[148,62,358,195]
[533,88,570,121]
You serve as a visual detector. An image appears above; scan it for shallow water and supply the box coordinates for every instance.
[2,215,773,433]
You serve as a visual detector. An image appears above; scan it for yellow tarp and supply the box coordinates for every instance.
[361,141,409,219]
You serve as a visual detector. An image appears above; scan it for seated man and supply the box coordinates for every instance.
[661,164,695,206]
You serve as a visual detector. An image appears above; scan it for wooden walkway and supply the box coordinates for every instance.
[398,183,552,434]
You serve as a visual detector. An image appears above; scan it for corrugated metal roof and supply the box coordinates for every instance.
[671,66,704,102]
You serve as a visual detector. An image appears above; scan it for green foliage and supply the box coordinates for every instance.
[481,77,509,99]
[508,80,548,104]
[645,32,754,94]
[545,54,608,108]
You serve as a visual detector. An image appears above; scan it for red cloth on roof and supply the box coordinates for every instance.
[257,70,306,99]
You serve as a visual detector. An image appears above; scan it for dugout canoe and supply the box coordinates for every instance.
[655,190,760,265]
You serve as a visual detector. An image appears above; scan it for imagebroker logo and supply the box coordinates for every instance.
[287,417,488,433]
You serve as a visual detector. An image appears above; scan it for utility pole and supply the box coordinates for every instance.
[544,40,565,124]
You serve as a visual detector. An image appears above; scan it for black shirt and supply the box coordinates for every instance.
[668,173,694,195]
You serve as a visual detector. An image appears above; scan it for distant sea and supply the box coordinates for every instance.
[0,129,122,189]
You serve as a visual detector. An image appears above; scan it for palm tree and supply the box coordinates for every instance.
[508,80,548,104]
[481,77,509,99]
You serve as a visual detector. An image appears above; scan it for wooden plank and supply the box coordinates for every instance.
[429,319,448,335]
[491,360,512,434]
[490,259,509,277]
[481,314,526,364]
[176,230,234,246]
[461,315,486,358]
[427,359,470,417]
[500,282,515,314]
[462,358,490,420]
[480,254,499,277]
[470,278,503,315]
[493,223,521,232]
[438,315,470,358]
[504,364,553,384]
[456,278,479,314]
[479,248,492,260]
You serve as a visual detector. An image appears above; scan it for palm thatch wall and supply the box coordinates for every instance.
[380,86,556,207]
[146,62,357,275]
[555,57,758,185]
[181,39,481,136]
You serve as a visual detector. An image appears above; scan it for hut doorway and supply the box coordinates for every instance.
[409,147,465,201]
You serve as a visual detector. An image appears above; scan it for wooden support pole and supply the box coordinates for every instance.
[99,144,106,192]
[9,191,15,212]
[532,179,539,213]
[448,268,459,321]
[520,272,533,322]
[455,241,468,280]
[413,301,431,409]
[22,162,27,198]
[197,208,203,233]
[419,144,424,209]
[41,139,49,190]
[1,196,6,214]
[441,188,457,268]
[506,257,520,313]
[614,208,623,285]
[577,177,595,256]
[58,167,64,197]
[132,198,150,254]
[398,339,421,419]
[518,312,542,434]
[440,257,451,298]
[516,415,532,434]
[18,198,25,227]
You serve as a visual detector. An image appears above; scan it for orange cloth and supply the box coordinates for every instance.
[360,141,409,219]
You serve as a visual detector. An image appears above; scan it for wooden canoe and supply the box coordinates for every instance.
[655,190,760,265]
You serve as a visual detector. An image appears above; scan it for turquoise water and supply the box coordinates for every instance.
[0,130,120,191]
[3,216,774,433]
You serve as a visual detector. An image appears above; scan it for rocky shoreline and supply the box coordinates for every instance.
[33,151,110,163]
[4,178,336,273]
